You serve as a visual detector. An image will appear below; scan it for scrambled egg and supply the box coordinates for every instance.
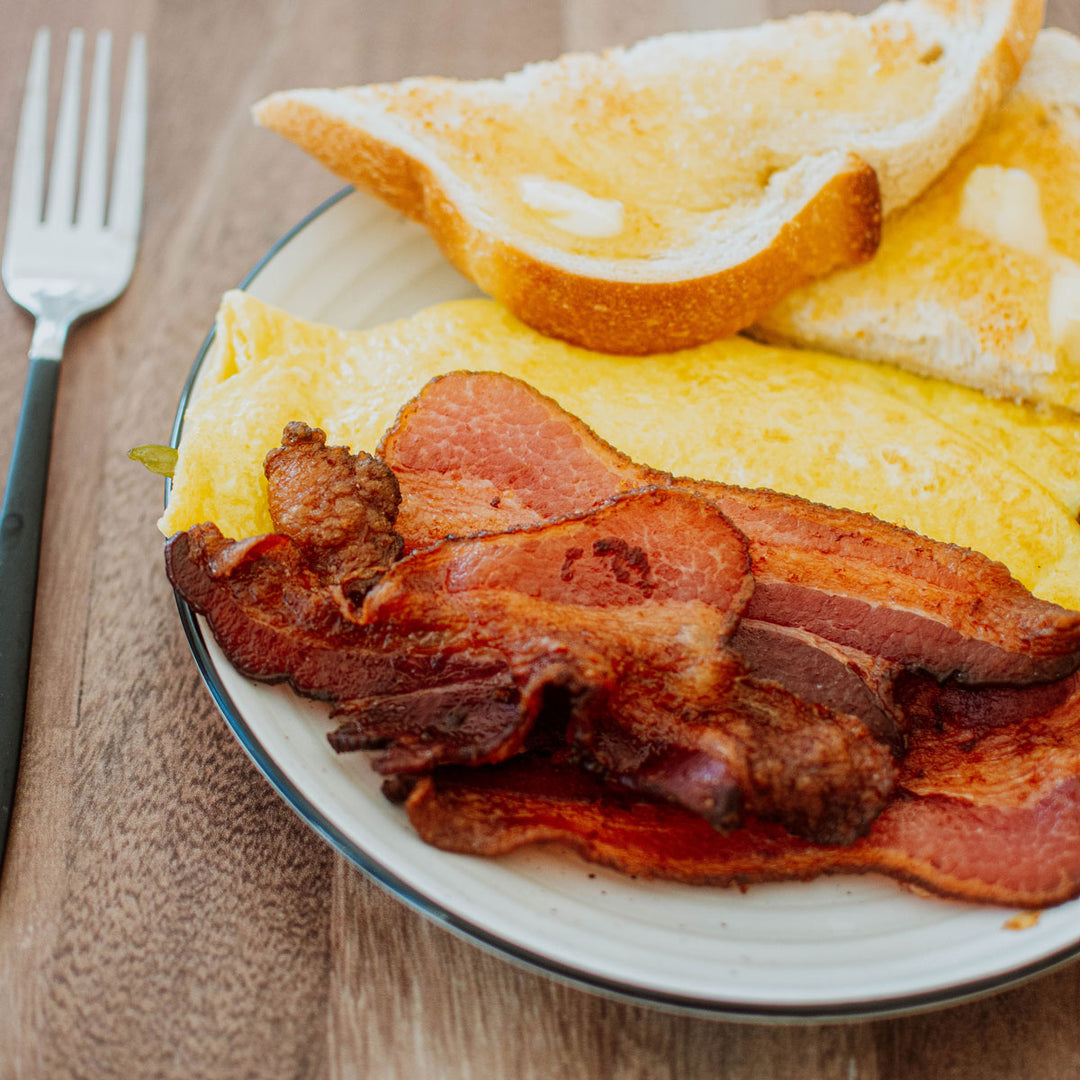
[163,291,1080,609]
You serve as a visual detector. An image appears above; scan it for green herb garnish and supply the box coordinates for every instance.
[128,444,178,478]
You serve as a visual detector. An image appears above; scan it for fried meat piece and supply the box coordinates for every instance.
[379,371,1080,688]
[165,522,529,769]
[730,620,904,752]
[168,426,536,770]
[360,488,895,843]
[265,421,403,604]
[327,678,524,774]
[405,749,1080,909]
[403,664,1080,906]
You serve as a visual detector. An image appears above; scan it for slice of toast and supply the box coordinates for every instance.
[756,28,1080,412]
[253,0,1041,355]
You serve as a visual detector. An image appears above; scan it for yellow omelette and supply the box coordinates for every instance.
[162,290,1080,610]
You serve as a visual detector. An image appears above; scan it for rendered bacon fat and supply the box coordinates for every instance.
[379,372,1080,687]
[361,488,896,843]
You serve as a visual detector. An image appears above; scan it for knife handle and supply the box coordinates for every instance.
[0,355,60,876]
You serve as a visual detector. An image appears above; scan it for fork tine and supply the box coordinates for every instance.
[44,29,84,226]
[107,33,146,241]
[76,31,112,229]
[7,29,50,234]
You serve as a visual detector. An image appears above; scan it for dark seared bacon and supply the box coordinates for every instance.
[166,524,535,769]
[163,382,1080,905]
[265,421,403,605]
[403,661,1080,905]
[360,488,895,843]
[570,676,895,844]
[405,751,1080,908]
[730,620,903,751]
[328,678,523,774]
[378,371,1080,688]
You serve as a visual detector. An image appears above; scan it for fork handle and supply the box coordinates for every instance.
[0,354,61,874]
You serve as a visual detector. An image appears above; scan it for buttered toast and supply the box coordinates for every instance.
[253,0,1041,355]
[756,28,1080,411]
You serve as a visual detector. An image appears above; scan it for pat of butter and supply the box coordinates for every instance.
[958,166,1049,257]
[958,167,1080,367]
[518,176,624,239]
[1049,267,1080,362]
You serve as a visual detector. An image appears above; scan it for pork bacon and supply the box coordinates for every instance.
[379,371,1080,688]
[360,487,895,843]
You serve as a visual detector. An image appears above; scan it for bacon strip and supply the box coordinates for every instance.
[378,370,645,549]
[328,679,524,774]
[570,675,895,844]
[165,525,504,705]
[164,384,1080,903]
[379,371,1080,687]
[895,671,1080,809]
[362,487,752,646]
[730,620,903,751]
[688,484,1080,685]
[405,753,1080,908]
[404,663,1080,905]
[264,421,403,608]
[360,488,895,843]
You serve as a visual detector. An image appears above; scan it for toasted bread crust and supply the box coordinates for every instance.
[867,0,1043,212]
[755,26,1080,411]
[255,0,1043,355]
[257,96,880,354]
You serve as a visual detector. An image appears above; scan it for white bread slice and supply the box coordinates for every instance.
[756,28,1080,412]
[253,0,1042,355]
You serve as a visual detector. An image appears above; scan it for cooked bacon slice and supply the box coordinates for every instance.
[378,371,1080,686]
[730,620,903,751]
[166,425,546,770]
[686,483,1080,686]
[360,488,895,842]
[360,488,752,744]
[165,522,483,698]
[265,421,403,604]
[405,752,1080,908]
[570,675,895,844]
[378,371,645,550]
[328,679,523,774]
[165,523,532,769]
[362,486,752,640]
[405,662,1080,905]
[894,671,1080,809]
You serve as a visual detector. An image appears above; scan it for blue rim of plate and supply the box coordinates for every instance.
[166,185,1080,1024]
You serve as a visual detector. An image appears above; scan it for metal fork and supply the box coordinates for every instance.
[0,29,146,873]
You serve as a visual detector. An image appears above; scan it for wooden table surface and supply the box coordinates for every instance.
[2,1,1079,1076]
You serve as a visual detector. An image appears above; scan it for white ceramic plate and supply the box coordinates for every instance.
[170,188,1080,1022]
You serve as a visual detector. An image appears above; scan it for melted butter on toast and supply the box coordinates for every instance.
[760,81,1080,409]
[360,17,942,261]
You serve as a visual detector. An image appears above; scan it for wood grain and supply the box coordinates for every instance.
[0,1,1078,1077]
